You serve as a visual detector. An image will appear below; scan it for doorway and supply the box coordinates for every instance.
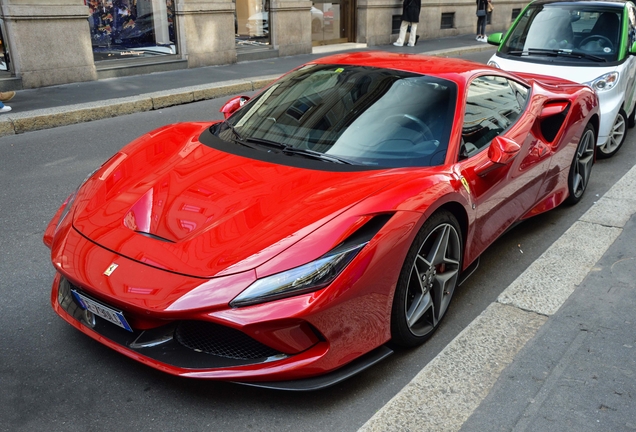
[312,0,356,46]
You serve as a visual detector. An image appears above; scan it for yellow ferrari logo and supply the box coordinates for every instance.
[460,177,471,195]
[104,263,118,276]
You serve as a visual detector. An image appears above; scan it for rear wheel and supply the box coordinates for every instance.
[391,211,463,347]
[565,123,595,205]
[598,109,626,158]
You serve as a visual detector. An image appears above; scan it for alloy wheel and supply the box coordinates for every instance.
[405,223,461,337]
[571,128,595,198]
[598,111,626,158]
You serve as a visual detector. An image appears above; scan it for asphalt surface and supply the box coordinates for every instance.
[0,34,635,431]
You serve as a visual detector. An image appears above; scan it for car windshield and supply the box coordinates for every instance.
[215,64,457,167]
[501,3,624,63]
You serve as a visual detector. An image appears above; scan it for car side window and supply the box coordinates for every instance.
[460,75,528,159]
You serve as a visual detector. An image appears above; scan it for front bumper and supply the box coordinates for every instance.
[51,273,393,389]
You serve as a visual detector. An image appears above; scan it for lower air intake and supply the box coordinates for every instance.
[175,320,281,360]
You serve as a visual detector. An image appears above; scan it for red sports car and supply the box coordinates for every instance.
[44,52,598,390]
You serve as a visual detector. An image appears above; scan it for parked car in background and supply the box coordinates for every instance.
[487,0,636,158]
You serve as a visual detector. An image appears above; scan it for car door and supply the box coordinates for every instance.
[455,75,552,260]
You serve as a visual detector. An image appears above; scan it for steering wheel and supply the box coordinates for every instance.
[579,35,614,52]
[385,114,435,141]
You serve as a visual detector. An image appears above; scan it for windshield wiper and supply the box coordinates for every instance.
[221,120,244,141]
[244,137,353,164]
[215,121,262,150]
[508,49,606,62]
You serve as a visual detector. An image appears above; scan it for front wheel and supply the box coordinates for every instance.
[598,110,626,158]
[391,211,463,347]
[565,123,595,205]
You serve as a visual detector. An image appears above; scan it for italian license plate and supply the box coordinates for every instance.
[71,289,133,332]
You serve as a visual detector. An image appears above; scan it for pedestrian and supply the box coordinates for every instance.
[476,0,491,42]
[393,0,422,47]
[0,91,14,113]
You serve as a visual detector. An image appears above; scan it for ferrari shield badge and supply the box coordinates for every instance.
[460,177,471,195]
[104,263,118,276]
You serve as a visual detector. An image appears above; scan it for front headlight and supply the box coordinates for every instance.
[230,243,366,307]
[487,60,500,68]
[55,168,98,230]
[587,72,619,92]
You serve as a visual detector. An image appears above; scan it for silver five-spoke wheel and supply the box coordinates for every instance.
[392,211,462,346]
[566,124,595,204]
[598,110,626,158]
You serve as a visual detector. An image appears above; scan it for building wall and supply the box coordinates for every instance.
[0,0,96,88]
[177,0,237,68]
[0,0,529,89]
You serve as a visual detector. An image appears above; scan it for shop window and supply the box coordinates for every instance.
[0,20,9,73]
[441,12,455,29]
[236,0,271,48]
[88,0,176,61]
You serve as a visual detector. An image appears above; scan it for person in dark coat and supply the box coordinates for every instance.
[393,0,422,46]
[476,0,491,42]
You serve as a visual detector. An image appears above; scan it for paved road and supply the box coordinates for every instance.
[2,49,634,431]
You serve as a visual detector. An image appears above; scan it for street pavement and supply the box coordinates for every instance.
[2,33,635,431]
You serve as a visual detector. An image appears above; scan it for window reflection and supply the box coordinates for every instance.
[88,0,176,61]
[312,1,342,44]
[461,76,528,158]
[235,0,270,48]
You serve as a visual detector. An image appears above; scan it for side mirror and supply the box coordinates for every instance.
[220,95,250,119]
[487,33,503,46]
[630,41,636,55]
[475,136,521,176]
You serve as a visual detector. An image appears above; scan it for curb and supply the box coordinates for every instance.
[0,44,494,138]
[358,164,636,431]
[0,74,281,138]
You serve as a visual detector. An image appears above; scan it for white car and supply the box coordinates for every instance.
[487,0,636,158]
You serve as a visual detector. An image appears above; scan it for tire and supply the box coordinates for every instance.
[391,210,463,347]
[565,123,595,205]
[628,105,636,128]
[598,109,627,158]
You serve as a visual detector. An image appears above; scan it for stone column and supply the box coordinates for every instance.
[357,0,401,45]
[176,0,236,67]
[0,0,96,88]
[269,0,312,57]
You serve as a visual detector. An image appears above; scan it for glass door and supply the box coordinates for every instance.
[312,0,354,45]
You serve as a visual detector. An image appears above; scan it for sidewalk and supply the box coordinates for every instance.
[0,34,494,137]
[359,164,636,431]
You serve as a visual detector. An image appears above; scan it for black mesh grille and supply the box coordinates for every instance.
[175,321,282,360]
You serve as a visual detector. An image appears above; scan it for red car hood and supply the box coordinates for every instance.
[72,123,399,278]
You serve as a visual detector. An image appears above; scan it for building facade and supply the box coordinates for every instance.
[0,0,528,90]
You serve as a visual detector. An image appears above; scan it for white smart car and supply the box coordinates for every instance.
[487,0,636,157]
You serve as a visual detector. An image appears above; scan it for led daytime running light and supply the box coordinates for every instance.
[230,243,367,308]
